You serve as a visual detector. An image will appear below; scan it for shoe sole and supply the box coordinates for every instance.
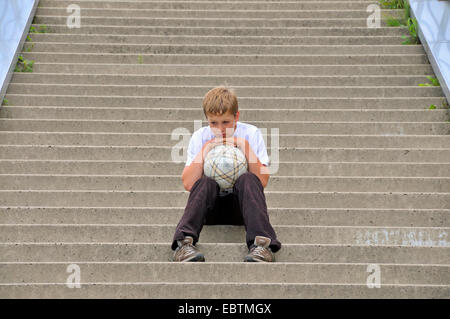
[181,253,205,262]
[244,256,265,262]
[244,255,275,262]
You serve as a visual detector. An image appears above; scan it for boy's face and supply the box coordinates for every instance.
[206,111,240,138]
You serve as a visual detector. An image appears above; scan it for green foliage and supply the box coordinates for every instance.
[428,104,436,110]
[419,76,440,87]
[25,43,35,52]
[29,25,48,33]
[379,0,406,9]
[38,25,48,33]
[137,55,143,64]
[385,17,403,26]
[401,18,420,44]
[2,99,8,106]
[443,100,449,109]
[403,0,411,18]
[14,55,34,72]
[380,1,420,45]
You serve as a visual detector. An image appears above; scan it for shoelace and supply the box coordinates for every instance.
[180,243,196,254]
[251,245,269,258]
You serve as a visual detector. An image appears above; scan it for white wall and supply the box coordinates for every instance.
[0,0,39,102]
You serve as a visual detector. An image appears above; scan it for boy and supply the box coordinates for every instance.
[171,86,282,262]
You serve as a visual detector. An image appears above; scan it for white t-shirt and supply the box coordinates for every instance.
[185,121,270,168]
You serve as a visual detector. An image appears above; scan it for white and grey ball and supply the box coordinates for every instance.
[203,144,248,191]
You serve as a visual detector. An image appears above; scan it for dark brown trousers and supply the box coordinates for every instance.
[171,172,282,253]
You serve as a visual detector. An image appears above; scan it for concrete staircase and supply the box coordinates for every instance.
[1,0,449,298]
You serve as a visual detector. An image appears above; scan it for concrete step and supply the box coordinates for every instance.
[6,84,443,98]
[1,145,450,162]
[3,206,449,228]
[1,207,448,227]
[29,64,436,76]
[0,224,448,246]
[0,190,448,209]
[30,24,411,37]
[33,16,407,28]
[2,262,448,285]
[26,33,412,46]
[34,8,404,19]
[2,107,448,122]
[5,95,446,109]
[23,43,426,56]
[21,52,427,65]
[1,175,449,193]
[0,160,449,178]
[2,282,449,299]
[1,132,450,148]
[1,243,448,264]
[36,1,384,11]
[1,120,448,134]
[11,73,434,87]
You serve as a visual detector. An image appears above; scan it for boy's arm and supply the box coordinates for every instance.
[182,137,270,191]
[182,139,219,192]
[233,137,270,188]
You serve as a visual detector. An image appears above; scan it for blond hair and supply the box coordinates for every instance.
[202,86,238,117]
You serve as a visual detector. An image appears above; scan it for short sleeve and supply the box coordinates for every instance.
[185,130,203,167]
[252,128,269,166]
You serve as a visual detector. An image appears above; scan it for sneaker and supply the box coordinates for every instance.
[173,236,205,262]
[244,236,275,262]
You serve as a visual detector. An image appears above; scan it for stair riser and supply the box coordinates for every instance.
[2,263,448,285]
[11,74,433,87]
[2,284,449,299]
[29,64,436,76]
[27,34,408,45]
[1,120,448,134]
[1,243,448,263]
[36,1,387,10]
[0,191,448,209]
[0,176,449,193]
[35,8,404,19]
[3,107,449,122]
[5,95,444,109]
[7,84,443,98]
[21,53,427,65]
[2,133,450,148]
[1,145,450,161]
[2,225,448,246]
[1,208,448,227]
[31,24,410,36]
[32,16,410,28]
[0,161,449,178]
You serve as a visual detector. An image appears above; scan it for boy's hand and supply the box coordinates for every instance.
[201,137,229,161]
[201,136,243,160]
[229,137,248,152]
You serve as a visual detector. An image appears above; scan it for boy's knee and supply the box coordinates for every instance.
[234,172,262,187]
[201,175,218,185]
[191,175,219,190]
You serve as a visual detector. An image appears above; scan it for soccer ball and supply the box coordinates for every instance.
[203,144,248,191]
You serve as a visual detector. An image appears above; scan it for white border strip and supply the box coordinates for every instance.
[0,0,40,104]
